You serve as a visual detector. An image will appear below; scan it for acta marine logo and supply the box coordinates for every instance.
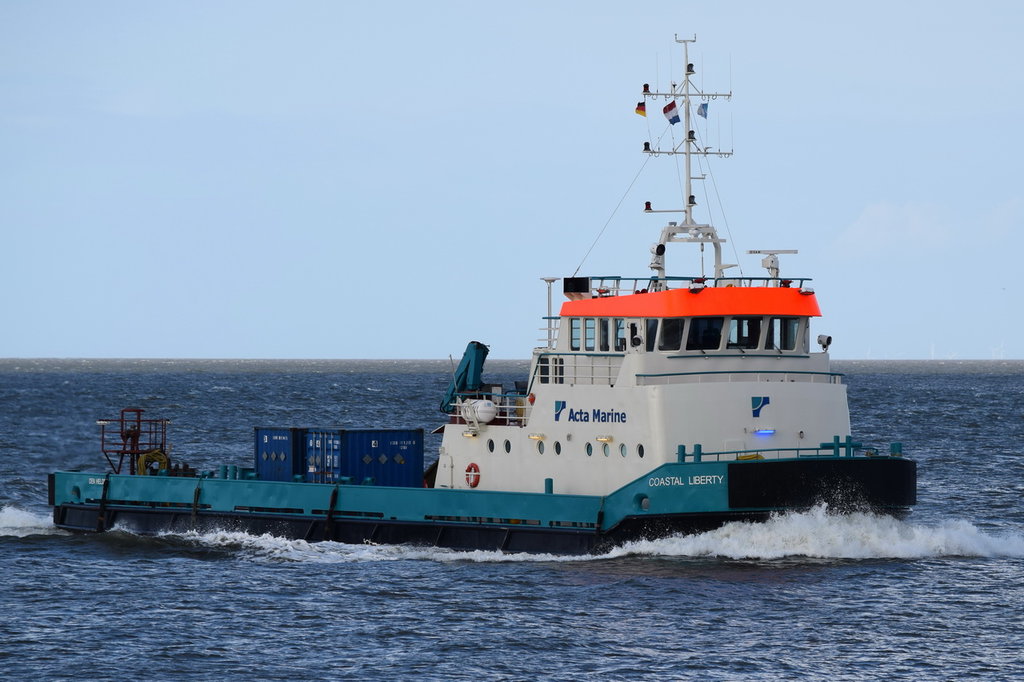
[553,401,627,423]
[751,396,770,418]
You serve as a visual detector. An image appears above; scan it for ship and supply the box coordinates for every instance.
[48,36,916,555]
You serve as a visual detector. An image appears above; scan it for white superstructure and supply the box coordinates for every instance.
[435,36,848,496]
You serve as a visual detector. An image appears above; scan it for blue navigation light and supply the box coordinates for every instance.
[753,428,776,436]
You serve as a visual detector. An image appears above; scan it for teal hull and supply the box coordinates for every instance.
[49,456,916,554]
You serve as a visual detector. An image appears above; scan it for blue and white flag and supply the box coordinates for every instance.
[697,102,708,118]
[662,101,681,125]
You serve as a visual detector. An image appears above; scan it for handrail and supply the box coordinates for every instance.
[581,275,812,297]
[675,439,901,463]
[638,369,843,378]
[637,370,843,386]
[530,352,624,388]
[450,391,533,426]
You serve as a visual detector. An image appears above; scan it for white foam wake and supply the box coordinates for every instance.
[166,506,1024,563]
[0,506,66,537]
[608,505,1024,560]
[169,529,588,564]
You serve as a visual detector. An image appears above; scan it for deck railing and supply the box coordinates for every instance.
[450,391,534,427]
[581,275,813,297]
[637,370,843,386]
[676,438,903,463]
[531,352,623,388]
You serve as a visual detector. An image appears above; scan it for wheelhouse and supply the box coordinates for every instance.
[554,281,820,356]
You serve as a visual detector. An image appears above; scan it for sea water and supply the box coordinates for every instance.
[1,359,1022,680]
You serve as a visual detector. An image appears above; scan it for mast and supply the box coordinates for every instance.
[642,35,734,283]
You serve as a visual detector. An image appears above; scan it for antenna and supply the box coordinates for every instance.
[641,36,734,283]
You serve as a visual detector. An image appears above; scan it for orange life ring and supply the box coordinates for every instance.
[465,462,481,488]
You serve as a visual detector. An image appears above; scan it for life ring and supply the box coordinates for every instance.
[465,462,481,488]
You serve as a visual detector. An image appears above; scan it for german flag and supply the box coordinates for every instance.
[635,101,646,117]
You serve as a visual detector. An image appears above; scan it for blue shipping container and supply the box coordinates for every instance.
[254,427,305,482]
[303,428,424,487]
[303,428,344,484]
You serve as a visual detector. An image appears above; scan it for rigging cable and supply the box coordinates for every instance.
[692,104,744,276]
[572,124,671,277]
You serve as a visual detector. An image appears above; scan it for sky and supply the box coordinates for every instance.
[2,1,1023,360]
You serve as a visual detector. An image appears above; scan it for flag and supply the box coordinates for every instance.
[635,101,646,117]
[697,102,708,119]
[663,101,680,125]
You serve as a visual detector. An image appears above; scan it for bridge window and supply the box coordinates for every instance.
[614,319,626,351]
[599,319,610,352]
[646,319,659,352]
[768,317,800,351]
[727,317,762,350]
[570,319,581,351]
[537,356,564,385]
[552,357,564,384]
[686,317,724,350]
[584,318,596,351]
[659,318,685,351]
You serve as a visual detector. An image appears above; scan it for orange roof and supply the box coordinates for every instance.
[559,286,821,318]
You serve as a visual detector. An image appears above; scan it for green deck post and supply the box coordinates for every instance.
[820,436,841,456]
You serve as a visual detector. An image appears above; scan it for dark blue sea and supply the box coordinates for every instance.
[2,359,1023,680]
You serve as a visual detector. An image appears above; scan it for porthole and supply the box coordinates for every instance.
[487,439,495,453]
[504,440,512,454]
[537,441,545,455]
[602,443,610,457]
[586,442,593,457]
[554,441,562,455]
[637,444,645,458]
[619,443,627,457]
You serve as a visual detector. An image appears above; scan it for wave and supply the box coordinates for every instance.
[159,505,1024,563]
[0,506,66,537]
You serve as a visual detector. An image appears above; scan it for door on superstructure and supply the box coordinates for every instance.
[436,454,454,488]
